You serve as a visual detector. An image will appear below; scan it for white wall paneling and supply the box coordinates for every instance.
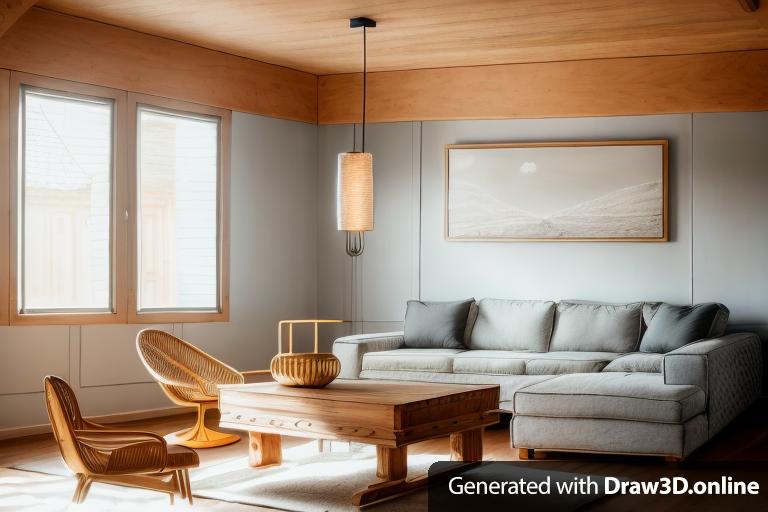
[0,112,319,431]
[420,116,693,303]
[692,112,768,329]
[80,324,174,387]
[318,113,768,344]
[3,110,767,432]
[0,326,69,395]
[316,122,421,349]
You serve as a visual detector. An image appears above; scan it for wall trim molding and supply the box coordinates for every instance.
[0,405,187,441]
[0,8,317,123]
[319,50,768,124]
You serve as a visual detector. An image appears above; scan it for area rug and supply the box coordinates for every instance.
[0,468,261,512]
[9,441,607,512]
[191,442,430,512]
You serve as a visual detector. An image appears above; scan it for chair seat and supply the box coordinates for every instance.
[165,444,200,470]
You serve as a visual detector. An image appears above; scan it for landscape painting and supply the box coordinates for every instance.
[445,140,668,241]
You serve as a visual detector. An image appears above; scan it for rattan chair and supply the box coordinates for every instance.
[43,375,198,505]
[136,329,245,448]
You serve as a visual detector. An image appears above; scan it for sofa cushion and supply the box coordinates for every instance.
[404,299,474,349]
[452,350,619,376]
[358,369,556,403]
[452,351,528,375]
[514,372,705,423]
[524,352,621,375]
[361,349,463,373]
[640,303,730,353]
[549,301,643,353]
[603,353,663,373]
[468,299,555,352]
[643,302,662,331]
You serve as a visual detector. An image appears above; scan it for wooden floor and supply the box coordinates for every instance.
[2,398,768,511]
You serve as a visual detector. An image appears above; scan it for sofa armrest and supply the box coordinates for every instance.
[332,332,405,379]
[663,333,762,436]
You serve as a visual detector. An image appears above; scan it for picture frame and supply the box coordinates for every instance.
[444,140,669,242]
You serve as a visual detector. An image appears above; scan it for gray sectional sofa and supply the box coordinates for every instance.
[332,299,763,460]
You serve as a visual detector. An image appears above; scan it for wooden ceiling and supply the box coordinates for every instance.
[35,0,768,75]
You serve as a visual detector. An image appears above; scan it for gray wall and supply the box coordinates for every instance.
[0,112,319,432]
[317,112,768,343]
[4,110,767,432]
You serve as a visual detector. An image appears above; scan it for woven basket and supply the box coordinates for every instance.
[270,352,341,388]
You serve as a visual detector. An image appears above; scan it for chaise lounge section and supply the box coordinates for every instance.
[332,299,762,460]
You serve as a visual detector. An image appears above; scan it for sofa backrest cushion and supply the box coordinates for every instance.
[403,299,474,349]
[549,301,643,353]
[639,302,729,353]
[468,299,555,351]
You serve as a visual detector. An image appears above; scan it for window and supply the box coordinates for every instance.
[129,94,229,322]
[20,88,113,312]
[11,75,126,323]
[7,73,229,324]
[136,106,220,312]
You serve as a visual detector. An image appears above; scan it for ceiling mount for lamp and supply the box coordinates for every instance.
[349,17,376,29]
[337,16,376,257]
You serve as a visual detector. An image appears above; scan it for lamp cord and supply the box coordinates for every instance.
[362,25,366,153]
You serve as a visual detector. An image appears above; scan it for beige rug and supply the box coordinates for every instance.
[0,468,263,512]
[192,442,431,511]
[9,442,436,511]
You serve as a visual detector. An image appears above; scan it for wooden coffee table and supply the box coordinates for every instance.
[218,380,500,506]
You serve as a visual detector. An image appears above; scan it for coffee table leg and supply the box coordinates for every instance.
[376,445,407,480]
[248,432,282,467]
[449,427,483,461]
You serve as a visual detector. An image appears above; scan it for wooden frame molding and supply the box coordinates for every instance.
[8,72,129,325]
[0,7,317,123]
[126,93,230,324]
[4,74,229,325]
[318,50,768,124]
[0,70,9,324]
[443,140,669,243]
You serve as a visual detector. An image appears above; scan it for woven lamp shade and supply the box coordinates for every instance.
[337,152,373,231]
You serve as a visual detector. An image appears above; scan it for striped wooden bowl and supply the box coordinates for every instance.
[270,353,341,388]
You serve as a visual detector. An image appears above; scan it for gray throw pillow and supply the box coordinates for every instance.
[404,299,474,349]
[549,301,643,353]
[640,303,729,353]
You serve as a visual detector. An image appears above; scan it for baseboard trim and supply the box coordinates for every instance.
[0,405,188,441]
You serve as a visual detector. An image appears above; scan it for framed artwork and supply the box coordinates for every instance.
[444,140,669,241]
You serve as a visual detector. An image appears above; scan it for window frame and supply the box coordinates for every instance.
[1,70,10,325]
[127,93,230,324]
[8,72,129,325]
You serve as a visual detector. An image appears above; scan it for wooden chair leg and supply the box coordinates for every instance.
[175,470,186,499]
[72,474,87,503]
[75,475,93,504]
[184,469,193,505]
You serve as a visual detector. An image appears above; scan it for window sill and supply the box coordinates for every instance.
[128,310,229,324]
[10,311,127,326]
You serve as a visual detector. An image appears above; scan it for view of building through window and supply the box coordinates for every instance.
[21,89,113,311]
[137,108,219,311]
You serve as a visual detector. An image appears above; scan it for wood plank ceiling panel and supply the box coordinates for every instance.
[36,0,768,75]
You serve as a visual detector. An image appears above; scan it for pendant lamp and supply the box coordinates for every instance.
[337,17,376,257]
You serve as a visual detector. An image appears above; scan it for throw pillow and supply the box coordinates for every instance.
[640,303,729,353]
[404,299,474,349]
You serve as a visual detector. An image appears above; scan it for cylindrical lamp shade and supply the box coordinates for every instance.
[337,152,373,231]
